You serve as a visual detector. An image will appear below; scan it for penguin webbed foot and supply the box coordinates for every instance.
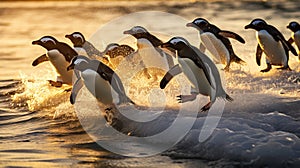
[176,94,197,103]
[260,64,272,73]
[277,66,292,71]
[200,102,212,112]
[48,80,63,87]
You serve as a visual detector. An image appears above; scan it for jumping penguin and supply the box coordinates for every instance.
[160,37,233,112]
[287,21,300,60]
[245,18,298,72]
[32,36,78,87]
[123,26,175,70]
[186,18,245,71]
[67,55,135,105]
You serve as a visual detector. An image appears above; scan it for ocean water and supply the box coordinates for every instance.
[1,1,300,167]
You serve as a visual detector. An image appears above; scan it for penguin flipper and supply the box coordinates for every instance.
[218,30,245,44]
[256,44,263,66]
[32,54,48,66]
[160,64,182,89]
[276,33,298,56]
[70,78,84,104]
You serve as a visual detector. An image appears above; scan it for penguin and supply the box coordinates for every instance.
[245,18,298,72]
[160,37,233,112]
[186,18,245,71]
[67,55,135,105]
[123,26,175,70]
[32,36,78,87]
[287,21,300,60]
[65,32,102,59]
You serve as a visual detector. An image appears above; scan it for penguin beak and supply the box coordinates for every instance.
[67,64,75,71]
[244,24,252,29]
[65,34,72,39]
[186,22,197,28]
[123,30,133,35]
[32,40,40,45]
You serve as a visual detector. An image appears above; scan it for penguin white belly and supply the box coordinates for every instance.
[74,47,88,57]
[137,38,169,71]
[47,49,73,84]
[178,58,211,97]
[139,47,169,71]
[200,32,230,65]
[82,69,113,105]
[293,31,300,53]
[257,30,287,66]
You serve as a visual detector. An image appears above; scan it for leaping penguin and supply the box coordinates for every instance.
[123,26,175,71]
[65,32,102,59]
[32,36,78,87]
[160,37,233,112]
[67,55,135,105]
[287,21,300,60]
[186,18,245,71]
[245,18,298,72]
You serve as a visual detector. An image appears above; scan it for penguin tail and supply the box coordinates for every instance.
[232,54,246,65]
[225,94,233,102]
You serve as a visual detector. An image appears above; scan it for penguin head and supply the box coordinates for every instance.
[161,37,189,51]
[186,18,209,30]
[32,36,58,50]
[287,21,300,32]
[67,55,90,71]
[123,26,149,38]
[65,32,86,47]
[245,18,267,31]
[124,26,164,48]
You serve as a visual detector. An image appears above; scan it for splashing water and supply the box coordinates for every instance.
[11,72,75,119]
